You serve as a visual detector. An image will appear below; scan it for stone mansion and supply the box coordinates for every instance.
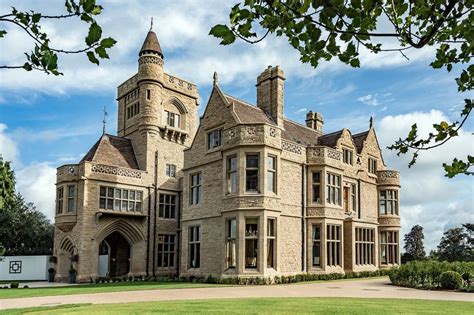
[53,29,401,282]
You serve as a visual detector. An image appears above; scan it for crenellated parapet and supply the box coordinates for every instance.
[164,73,198,99]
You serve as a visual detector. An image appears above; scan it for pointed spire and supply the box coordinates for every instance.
[139,20,163,58]
[213,71,218,85]
[369,116,374,128]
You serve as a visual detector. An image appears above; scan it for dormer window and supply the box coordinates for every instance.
[368,158,377,174]
[343,149,353,165]
[164,110,180,128]
[207,128,223,150]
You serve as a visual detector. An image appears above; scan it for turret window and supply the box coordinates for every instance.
[379,190,398,215]
[146,89,151,100]
[164,110,180,128]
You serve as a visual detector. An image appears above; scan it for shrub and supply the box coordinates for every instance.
[389,260,474,290]
[440,271,463,290]
[10,282,19,289]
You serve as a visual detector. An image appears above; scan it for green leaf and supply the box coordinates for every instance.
[0,30,6,38]
[209,24,231,37]
[350,58,360,67]
[82,0,96,13]
[100,37,116,49]
[85,22,102,46]
[95,46,109,59]
[22,62,33,71]
[87,51,99,65]
[91,5,102,15]
[32,13,41,23]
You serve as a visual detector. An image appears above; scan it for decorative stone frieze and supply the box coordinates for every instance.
[378,216,401,227]
[282,140,302,154]
[91,164,142,179]
[377,170,400,186]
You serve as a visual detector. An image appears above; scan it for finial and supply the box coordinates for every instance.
[369,116,374,128]
[102,105,108,135]
[213,71,218,85]
[150,17,153,31]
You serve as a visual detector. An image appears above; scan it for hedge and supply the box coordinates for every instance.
[92,269,391,285]
[389,260,473,291]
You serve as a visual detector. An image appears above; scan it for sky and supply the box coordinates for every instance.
[0,0,473,252]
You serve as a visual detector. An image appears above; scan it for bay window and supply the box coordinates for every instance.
[56,187,64,214]
[326,173,341,205]
[312,225,321,267]
[267,218,276,268]
[245,154,259,192]
[67,185,76,213]
[227,155,237,194]
[379,190,398,215]
[312,171,321,203]
[266,155,276,193]
[380,231,399,265]
[226,218,237,269]
[245,218,258,269]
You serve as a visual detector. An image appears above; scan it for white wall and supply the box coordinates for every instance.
[0,256,50,281]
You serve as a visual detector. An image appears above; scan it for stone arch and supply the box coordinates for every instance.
[59,236,75,254]
[165,97,188,114]
[95,219,145,246]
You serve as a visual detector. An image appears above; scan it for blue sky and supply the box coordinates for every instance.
[0,0,472,251]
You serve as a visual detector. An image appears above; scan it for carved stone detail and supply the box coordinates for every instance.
[139,55,163,66]
[282,140,302,155]
[91,164,142,179]
[269,128,276,137]
[327,148,342,160]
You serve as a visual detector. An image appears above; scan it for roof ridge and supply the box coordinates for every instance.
[352,130,370,137]
[224,94,258,109]
[319,129,344,138]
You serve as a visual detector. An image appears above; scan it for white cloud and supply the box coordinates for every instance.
[358,94,380,106]
[294,108,308,114]
[0,123,20,166]
[377,110,474,251]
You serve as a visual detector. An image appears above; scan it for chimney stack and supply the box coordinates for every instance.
[305,110,323,132]
[256,65,285,127]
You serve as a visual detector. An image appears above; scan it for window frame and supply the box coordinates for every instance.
[326,173,341,205]
[226,218,237,269]
[380,230,399,265]
[164,110,180,128]
[67,184,76,213]
[190,172,202,205]
[267,218,276,269]
[189,225,201,269]
[355,227,375,266]
[343,148,353,165]
[158,193,177,219]
[368,157,377,174]
[207,128,224,150]
[245,154,260,193]
[312,171,321,203]
[157,234,176,268]
[245,217,259,269]
[56,186,64,215]
[312,225,321,267]
[166,164,176,178]
[99,186,143,212]
[226,155,238,194]
[326,224,342,267]
[266,155,277,193]
[379,190,398,215]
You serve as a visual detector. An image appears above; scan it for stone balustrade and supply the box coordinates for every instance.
[307,146,343,166]
[377,170,400,186]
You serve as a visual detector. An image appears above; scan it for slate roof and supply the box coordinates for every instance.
[80,134,139,169]
[140,31,163,57]
[317,129,344,148]
[352,131,369,153]
[281,119,320,146]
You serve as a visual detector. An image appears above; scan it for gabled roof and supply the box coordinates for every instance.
[225,95,275,125]
[352,130,369,153]
[80,134,139,169]
[318,129,344,148]
[139,31,163,58]
[282,119,320,146]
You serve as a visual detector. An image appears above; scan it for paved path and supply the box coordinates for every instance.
[0,278,472,310]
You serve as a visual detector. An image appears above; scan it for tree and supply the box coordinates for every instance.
[403,224,426,262]
[0,0,116,75]
[437,225,473,262]
[210,0,473,177]
[0,155,15,210]
[0,244,5,256]
[0,193,54,255]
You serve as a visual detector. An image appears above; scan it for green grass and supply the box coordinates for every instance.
[0,281,220,299]
[3,298,474,314]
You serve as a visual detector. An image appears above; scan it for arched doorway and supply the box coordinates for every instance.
[99,232,131,278]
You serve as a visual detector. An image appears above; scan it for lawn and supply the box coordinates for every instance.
[0,281,219,299]
[3,297,474,314]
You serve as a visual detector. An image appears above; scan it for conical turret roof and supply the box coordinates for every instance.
[139,30,163,58]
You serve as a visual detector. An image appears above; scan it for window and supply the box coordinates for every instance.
[226,219,237,269]
[164,110,180,128]
[207,128,224,149]
[326,173,341,205]
[355,228,375,265]
[146,89,151,100]
[166,164,176,177]
[266,155,276,193]
[326,224,341,267]
[245,218,258,269]
[343,149,353,165]
[267,218,276,268]
[56,187,64,214]
[351,184,357,212]
[126,102,140,119]
[379,190,398,215]
[157,234,175,268]
[380,231,399,265]
[189,226,200,268]
[159,194,177,219]
[343,186,350,212]
[312,225,321,267]
[312,172,321,203]
[368,158,377,174]
[227,156,237,194]
[67,185,75,213]
[245,154,259,192]
[99,186,143,212]
[190,173,202,205]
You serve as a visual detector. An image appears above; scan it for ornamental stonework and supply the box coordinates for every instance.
[282,140,302,154]
[91,164,142,179]
[139,55,163,66]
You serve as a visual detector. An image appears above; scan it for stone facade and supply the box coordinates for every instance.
[53,29,400,282]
